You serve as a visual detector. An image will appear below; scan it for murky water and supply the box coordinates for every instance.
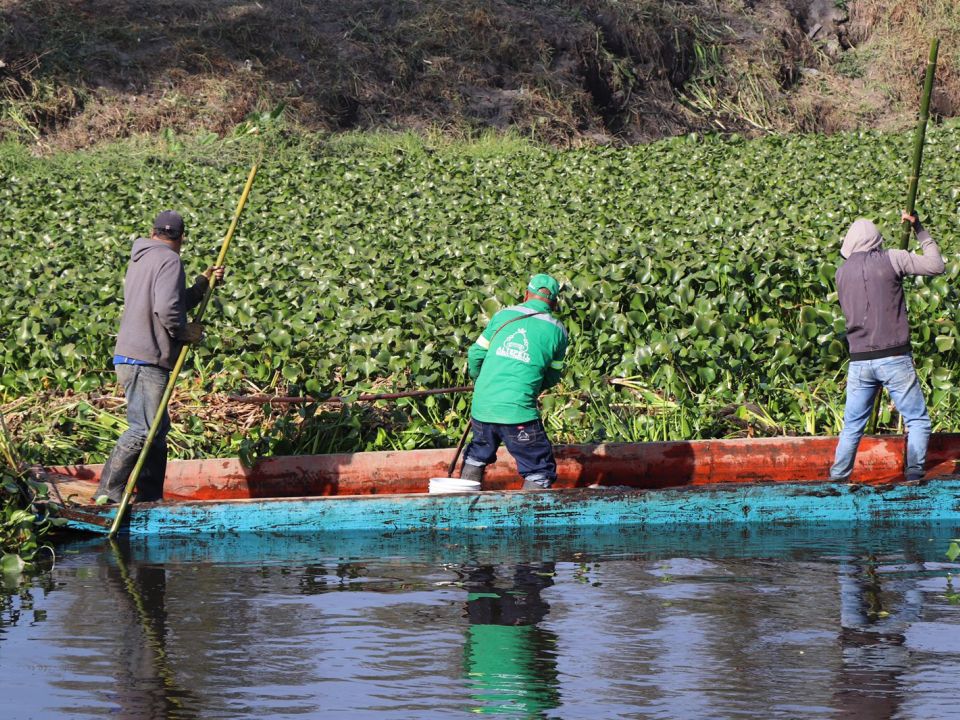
[4,523,960,719]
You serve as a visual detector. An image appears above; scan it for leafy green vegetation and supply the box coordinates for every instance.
[0,413,60,579]
[1,124,958,464]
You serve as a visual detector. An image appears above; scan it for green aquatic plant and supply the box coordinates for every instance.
[1,124,960,460]
[0,413,61,581]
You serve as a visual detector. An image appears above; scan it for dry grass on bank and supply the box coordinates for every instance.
[1,0,957,149]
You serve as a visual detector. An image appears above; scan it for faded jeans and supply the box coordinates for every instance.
[830,355,931,482]
[94,363,170,502]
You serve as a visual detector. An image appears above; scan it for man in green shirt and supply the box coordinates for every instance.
[461,273,568,490]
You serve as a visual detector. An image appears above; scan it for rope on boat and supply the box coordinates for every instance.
[228,385,475,405]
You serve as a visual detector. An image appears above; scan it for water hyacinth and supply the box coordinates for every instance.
[1,124,958,462]
[0,412,61,576]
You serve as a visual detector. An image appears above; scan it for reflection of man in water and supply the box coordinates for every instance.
[462,563,561,715]
[832,555,924,719]
[102,541,198,719]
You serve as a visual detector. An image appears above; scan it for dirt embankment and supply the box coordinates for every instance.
[1,0,957,149]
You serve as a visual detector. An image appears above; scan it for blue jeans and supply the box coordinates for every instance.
[463,418,557,487]
[830,355,931,481]
[94,363,170,502]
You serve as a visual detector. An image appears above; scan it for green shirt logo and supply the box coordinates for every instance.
[496,328,531,363]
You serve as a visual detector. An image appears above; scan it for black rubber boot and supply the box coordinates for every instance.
[460,462,486,487]
[133,440,167,502]
[94,436,144,503]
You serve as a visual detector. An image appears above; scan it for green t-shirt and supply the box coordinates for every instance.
[467,299,568,424]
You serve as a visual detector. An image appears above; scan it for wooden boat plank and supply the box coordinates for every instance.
[45,433,960,536]
[46,434,960,502]
[55,478,960,537]
[45,477,98,505]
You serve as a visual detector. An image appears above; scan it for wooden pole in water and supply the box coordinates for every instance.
[108,160,260,537]
[866,38,939,434]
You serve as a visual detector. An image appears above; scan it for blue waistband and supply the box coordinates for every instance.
[113,355,153,366]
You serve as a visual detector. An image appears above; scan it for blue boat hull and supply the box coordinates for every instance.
[58,478,960,537]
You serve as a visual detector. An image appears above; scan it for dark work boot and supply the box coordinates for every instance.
[460,462,486,489]
[93,436,144,504]
[903,472,927,487]
[134,440,167,502]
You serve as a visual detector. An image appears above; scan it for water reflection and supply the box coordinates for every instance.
[461,563,560,716]
[98,539,199,720]
[2,523,960,718]
[834,554,924,720]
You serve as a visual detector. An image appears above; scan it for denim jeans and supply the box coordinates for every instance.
[94,363,170,502]
[463,418,557,487]
[830,355,931,482]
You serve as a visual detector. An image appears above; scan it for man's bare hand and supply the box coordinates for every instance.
[204,266,226,283]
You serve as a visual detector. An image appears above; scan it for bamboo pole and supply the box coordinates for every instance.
[108,161,260,537]
[866,38,939,435]
[900,39,940,250]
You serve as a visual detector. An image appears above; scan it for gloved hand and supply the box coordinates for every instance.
[902,210,923,232]
[178,321,205,344]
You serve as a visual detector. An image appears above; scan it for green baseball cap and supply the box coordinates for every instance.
[527,273,560,301]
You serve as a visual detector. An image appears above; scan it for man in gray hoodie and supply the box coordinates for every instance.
[830,211,945,484]
[94,211,223,504]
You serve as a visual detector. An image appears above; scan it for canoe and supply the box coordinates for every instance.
[47,433,960,536]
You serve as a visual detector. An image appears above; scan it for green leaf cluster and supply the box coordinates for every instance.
[2,124,959,457]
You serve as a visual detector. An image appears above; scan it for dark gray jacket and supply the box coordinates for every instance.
[836,219,944,360]
[113,238,208,369]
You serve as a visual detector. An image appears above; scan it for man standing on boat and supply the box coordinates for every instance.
[460,273,568,490]
[94,211,224,504]
[830,211,944,484]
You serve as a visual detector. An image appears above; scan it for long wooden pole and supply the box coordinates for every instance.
[900,38,940,250]
[866,38,939,434]
[446,422,472,477]
[109,161,260,537]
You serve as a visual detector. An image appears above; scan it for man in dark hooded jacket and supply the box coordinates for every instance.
[94,211,223,504]
[830,211,944,483]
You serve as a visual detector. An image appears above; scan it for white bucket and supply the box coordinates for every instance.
[428,477,481,494]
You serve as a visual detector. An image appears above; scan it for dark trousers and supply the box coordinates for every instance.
[463,418,557,485]
[95,363,170,503]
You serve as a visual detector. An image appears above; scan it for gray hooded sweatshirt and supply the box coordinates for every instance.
[835,219,944,360]
[113,237,208,369]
